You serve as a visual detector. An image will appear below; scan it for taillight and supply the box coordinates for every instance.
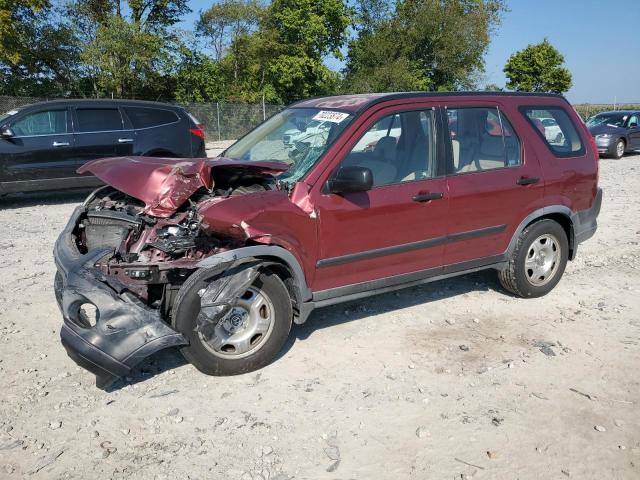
[588,134,599,160]
[189,123,205,139]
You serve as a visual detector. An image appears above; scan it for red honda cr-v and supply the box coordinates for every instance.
[53,92,602,388]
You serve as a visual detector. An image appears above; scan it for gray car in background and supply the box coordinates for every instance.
[586,110,640,158]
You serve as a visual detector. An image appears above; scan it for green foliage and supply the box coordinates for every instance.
[503,39,572,93]
[0,0,48,64]
[174,55,225,102]
[197,0,262,61]
[81,15,177,97]
[344,0,506,93]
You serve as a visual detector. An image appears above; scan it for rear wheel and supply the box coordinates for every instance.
[498,219,568,298]
[173,265,292,376]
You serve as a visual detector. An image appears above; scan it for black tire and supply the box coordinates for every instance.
[172,265,292,376]
[612,139,625,159]
[498,219,568,298]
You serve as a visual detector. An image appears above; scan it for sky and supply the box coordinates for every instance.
[180,0,640,104]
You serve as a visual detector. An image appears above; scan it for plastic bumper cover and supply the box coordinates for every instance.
[572,187,603,244]
[53,207,187,389]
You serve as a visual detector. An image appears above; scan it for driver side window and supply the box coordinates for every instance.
[628,115,639,127]
[339,110,436,187]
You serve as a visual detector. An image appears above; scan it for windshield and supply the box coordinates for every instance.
[0,109,19,126]
[224,108,354,183]
[586,113,628,128]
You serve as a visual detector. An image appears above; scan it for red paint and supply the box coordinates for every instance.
[83,94,599,294]
[79,156,289,217]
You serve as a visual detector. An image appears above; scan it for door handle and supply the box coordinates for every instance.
[413,192,443,202]
[118,138,134,143]
[52,141,69,147]
[516,176,540,186]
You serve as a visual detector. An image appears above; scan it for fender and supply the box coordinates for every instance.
[506,189,602,261]
[196,245,312,303]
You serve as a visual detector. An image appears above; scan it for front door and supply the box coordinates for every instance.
[442,102,543,267]
[312,105,449,293]
[626,114,640,149]
[2,107,76,181]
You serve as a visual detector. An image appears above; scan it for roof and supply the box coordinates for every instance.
[9,98,179,111]
[291,91,564,113]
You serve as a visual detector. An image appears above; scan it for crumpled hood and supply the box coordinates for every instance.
[78,156,289,217]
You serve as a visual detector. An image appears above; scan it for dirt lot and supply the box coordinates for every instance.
[0,154,639,480]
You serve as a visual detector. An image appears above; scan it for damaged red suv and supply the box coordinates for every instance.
[53,92,602,388]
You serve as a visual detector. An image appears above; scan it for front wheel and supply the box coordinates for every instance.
[612,139,625,159]
[498,219,568,298]
[173,265,292,376]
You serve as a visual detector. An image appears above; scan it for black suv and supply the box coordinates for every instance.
[0,99,206,195]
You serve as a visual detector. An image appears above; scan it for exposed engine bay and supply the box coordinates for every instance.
[73,171,273,316]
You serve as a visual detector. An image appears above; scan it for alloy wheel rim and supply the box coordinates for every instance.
[199,287,275,359]
[617,141,624,157]
[524,234,561,287]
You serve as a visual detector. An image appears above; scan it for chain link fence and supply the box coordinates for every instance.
[4,95,640,139]
[0,96,283,141]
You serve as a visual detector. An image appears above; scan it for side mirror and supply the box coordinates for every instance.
[327,166,373,194]
[1,127,15,138]
[630,122,638,128]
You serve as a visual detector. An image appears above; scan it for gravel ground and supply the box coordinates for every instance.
[0,154,639,479]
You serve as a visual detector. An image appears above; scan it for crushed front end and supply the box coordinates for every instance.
[53,157,294,388]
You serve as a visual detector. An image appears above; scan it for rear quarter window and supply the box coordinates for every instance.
[124,107,179,129]
[521,107,584,157]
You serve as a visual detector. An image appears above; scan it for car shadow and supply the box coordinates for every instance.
[0,189,93,209]
[277,269,503,357]
[110,270,503,391]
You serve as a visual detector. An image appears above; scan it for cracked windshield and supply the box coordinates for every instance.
[224,108,353,183]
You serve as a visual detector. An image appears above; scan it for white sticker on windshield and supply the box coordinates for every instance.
[312,110,350,123]
[5,110,18,116]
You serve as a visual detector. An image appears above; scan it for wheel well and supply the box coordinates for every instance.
[256,257,301,313]
[525,213,575,260]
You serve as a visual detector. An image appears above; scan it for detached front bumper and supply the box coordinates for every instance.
[53,207,187,389]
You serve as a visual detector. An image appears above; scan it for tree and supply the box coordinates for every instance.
[260,0,351,103]
[81,15,177,97]
[503,39,572,93]
[196,0,262,61]
[174,54,225,102]
[1,0,48,65]
[71,0,191,98]
[343,0,506,93]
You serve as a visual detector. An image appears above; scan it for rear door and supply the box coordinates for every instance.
[121,106,186,156]
[311,102,449,293]
[2,107,76,181]
[71,106,134,168]
[443,101,544,267]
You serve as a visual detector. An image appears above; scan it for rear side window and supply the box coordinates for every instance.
[75,108,124,132]
[521,107,583,156]
[447,107,521,174]
[11,110,68,136]
[124,107,179,129]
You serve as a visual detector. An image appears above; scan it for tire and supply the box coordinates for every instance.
[612,139,625,159]
[172,265,292,376]
[498,219,568,298]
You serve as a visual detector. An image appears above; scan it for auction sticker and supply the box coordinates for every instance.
[312,111,350,123]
